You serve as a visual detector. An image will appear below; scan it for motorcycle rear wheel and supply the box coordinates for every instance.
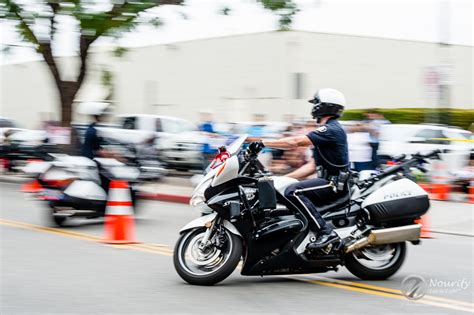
[345,242,406,280]
[52,215,67,226]
[173,227,242,286]
[49,203,68,227]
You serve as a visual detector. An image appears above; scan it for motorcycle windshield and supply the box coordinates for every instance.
[226,134,247,156]
[195,134,247,194]
[203,134,247,173]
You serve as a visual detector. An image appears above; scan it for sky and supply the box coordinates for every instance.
[0,0,472,65]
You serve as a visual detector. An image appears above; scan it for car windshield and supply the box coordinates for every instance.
[449,131,472,139]
[0,118,16,128]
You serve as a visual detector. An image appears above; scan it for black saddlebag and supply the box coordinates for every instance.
[365,195,430,224]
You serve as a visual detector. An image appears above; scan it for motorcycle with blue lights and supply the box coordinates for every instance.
[174,135,440,285]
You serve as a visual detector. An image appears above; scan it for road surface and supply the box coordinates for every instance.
[1,182,473,314]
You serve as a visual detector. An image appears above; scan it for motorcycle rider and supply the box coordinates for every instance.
[78,102,119,195]
[252,88,349,251]
[79,102,112,160]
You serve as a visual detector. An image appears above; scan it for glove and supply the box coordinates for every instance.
[248,140,265,154]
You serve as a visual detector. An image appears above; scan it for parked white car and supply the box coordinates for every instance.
[378,124,472,158]
[100,114,206,170]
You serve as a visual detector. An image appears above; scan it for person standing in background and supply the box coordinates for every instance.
[199,111,215,134]
[364,111,391,169]
[199,111,217,169]
[347,122,373,171]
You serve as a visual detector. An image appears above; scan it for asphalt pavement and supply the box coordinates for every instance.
[1,182,473,314]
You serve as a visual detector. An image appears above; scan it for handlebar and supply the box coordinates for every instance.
[412,149,442,160]
[245,141,265,161]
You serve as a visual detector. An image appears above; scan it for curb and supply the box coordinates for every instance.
[138,192,191,204]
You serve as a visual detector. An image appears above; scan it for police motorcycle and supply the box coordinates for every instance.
[173,135,439,285]
[22,139,165,226]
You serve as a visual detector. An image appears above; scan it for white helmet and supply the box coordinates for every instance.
[308,88,346,119]
[77,101,111,116]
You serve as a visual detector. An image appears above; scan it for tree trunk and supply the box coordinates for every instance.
[59,81,79,127]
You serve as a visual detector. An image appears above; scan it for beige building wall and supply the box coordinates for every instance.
[1,31,472,128]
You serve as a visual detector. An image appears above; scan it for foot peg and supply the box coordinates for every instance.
[321,243,333,255]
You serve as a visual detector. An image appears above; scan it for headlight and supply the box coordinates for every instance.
[190,177,212,206]
[190,194,205,207]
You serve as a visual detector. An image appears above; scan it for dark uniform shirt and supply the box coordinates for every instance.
[81,123,101,159]
[306,118,349,176]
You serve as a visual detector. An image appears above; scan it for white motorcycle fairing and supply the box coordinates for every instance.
[211,156,239,187]
[64,180,107,201]
[22,161,52,175]
[362,178,428,208]
[179,213,242,237]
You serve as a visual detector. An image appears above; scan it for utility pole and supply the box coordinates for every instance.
[437,0,452,126]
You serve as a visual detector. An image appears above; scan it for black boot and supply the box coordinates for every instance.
[307,230,340,251]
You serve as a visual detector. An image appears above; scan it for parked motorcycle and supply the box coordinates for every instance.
[173,135,439,285]
[22,141,166,226]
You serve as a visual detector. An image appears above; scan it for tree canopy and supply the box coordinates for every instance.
[1,0,296,126]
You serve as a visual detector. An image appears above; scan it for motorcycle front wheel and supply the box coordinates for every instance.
[345,242,406,280]
[173,227,242,286]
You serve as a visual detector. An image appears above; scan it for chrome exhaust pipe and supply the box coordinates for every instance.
[345,224,422,253]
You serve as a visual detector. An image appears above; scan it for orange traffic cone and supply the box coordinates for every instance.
[430,183,450,201]
[103,180,139,244]
[418,183,432,194]
[21,180,42,193]
[415,216,434,239]
[469,186,474,204]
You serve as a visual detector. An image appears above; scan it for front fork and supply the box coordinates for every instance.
[198,217,220,250]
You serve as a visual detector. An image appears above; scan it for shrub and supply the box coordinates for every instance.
[341,108,473,131]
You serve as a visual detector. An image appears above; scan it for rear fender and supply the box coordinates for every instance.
[179,212,242,237]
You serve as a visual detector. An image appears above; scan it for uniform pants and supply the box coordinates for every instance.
[284,178,339,234]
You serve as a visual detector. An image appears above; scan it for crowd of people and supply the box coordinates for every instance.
[198,111,391,174]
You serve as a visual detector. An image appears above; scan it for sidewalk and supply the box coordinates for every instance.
[139,177,194,204]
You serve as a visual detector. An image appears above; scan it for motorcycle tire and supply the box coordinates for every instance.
[345,242,406,280]
[173,227,242,286]
[52,215,67,227]
[49,203,68,227]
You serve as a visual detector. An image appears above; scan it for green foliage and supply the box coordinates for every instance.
[113,46,128,57]
[260,0,297,31]
[2,1,178,47]
[2,0,298,125]
[341,108,474,130]
[220,6,231,16]
[261,0,288,11]
[149,17,163,28]
[75,1,159,39]
[101,68,114,88]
